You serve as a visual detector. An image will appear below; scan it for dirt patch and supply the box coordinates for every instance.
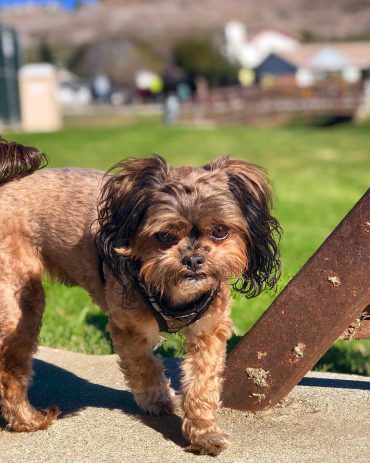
[293,343,305,358]
[245,368,270,388]
[327,275,341,287]
[250,392,266,403]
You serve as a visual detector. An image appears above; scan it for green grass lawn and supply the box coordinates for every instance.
[12,120,370,374]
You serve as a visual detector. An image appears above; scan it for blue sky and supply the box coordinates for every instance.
[0,0,99,11]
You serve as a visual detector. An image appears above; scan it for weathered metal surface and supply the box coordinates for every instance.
[340,306,370,339]
[222,189,370,412]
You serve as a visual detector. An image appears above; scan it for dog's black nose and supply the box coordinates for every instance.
[182,254,205,272]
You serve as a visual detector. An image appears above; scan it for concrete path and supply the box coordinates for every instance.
[1,346,369,463]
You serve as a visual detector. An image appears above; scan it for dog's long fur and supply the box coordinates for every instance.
[0,139,280,455]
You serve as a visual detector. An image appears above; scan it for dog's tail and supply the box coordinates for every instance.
[0,137,49,186]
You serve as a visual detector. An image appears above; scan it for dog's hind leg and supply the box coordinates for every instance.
[0,238,59,431]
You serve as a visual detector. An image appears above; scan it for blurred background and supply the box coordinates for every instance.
[0,0,369,374]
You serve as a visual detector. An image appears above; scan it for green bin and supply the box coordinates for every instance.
[0,24,21,126]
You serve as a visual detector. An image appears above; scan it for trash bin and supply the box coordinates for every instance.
[19,63,62,132]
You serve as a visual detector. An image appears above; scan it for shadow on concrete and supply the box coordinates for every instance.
[299,376,370,390]
[29,359,139,416]
[0,358,186,448]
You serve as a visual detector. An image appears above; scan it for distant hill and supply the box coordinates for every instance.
[4,0,370,50]
[3,0,370,82]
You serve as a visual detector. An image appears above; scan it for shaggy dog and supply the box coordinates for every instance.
[0,139,280,455]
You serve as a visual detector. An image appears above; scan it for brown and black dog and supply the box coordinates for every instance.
[0,139,280,455]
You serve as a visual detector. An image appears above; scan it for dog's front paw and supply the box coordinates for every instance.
[135,386,179,416]
[185,431,230,456]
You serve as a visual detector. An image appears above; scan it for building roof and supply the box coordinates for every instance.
[279,42,370,70]
[255,52,297,74]
[250,27,302,43]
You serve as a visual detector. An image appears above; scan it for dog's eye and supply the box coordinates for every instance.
[155,232,179,245]
[210,225,229,241]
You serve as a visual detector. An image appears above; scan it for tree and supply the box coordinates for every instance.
[39,39,55,64]
[173,37,238,87]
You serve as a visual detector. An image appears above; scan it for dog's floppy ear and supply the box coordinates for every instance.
[96,156,168,287]
[204,156,281,298]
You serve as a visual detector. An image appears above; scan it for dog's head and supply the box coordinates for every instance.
[96,156,281,307]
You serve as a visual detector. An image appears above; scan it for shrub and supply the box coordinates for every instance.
[173,36,238,87]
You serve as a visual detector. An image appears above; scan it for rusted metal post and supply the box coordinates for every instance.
[222,189,370,412]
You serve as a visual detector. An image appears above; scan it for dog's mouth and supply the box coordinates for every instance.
[184,272,207,282]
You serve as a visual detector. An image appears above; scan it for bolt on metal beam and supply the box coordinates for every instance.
[222,189,370,412]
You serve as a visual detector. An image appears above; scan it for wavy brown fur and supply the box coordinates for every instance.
[96,156,169,288]
[0,138,49,186]
[0,151,281,456]
[204,156,282,297]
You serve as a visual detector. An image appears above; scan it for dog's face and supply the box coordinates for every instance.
[97,156,281,307]
[127,167,249,306]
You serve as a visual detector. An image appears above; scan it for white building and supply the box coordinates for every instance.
[279,42,370,85]
[224,22,300,68]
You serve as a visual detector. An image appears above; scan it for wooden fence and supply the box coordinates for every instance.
[182,82,366,124]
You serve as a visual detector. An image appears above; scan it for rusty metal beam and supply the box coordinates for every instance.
[222,189,370,412]
[340,306,370,340]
